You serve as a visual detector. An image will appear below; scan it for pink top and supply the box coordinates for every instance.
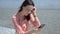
[12,13,41,33]
[14,13,30,28]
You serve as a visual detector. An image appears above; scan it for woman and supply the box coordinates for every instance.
[12,0,41,34]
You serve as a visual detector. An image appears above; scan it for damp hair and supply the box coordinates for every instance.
[18,0,35,13]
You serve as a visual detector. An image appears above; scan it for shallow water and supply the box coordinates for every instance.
[0,9,60,34]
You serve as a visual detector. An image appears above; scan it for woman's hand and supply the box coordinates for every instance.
[31,7,37,17]
[30,14,35,22]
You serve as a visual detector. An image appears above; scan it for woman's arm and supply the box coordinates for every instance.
[12,15,25,34]
[31,7,37,17]
[30,8,41,28]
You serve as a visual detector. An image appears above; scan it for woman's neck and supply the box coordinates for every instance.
[18,12,25,20]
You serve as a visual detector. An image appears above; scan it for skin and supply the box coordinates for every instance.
[12,5,41,34]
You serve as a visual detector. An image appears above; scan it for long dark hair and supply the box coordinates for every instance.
[18,0,35,21]
[18,0,35,12]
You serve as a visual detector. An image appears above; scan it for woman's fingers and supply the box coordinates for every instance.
[30,14,35,22]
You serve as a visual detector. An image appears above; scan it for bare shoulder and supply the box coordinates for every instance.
[12,14,17,19]
[12,13,20,19]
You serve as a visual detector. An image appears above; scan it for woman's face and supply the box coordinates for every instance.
[22,5,35,16]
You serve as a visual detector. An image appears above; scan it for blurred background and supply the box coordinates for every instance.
[0,0,60,34]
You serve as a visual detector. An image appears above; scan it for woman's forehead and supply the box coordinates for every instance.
[25,5,34,9]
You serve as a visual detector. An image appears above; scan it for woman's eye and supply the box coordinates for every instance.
[31,8,35,12]
[33,8,35,10]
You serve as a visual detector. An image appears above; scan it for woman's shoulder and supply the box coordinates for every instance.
[12,13,17,19]
[12,15,16,19]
